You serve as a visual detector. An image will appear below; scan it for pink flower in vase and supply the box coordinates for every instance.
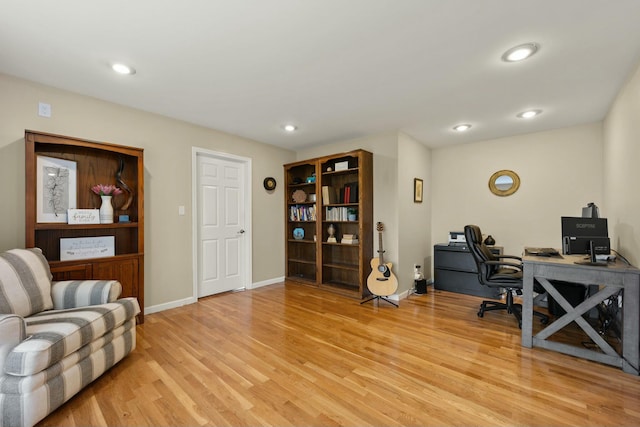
[91,184,123,196]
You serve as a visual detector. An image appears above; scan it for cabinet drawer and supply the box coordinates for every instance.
[434,248,477,272]
[434,268,501,298]
[51,263,93,281]
[93,257,139,298]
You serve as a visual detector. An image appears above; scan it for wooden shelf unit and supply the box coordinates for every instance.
[25,130,145,322]
[284,149,373,298]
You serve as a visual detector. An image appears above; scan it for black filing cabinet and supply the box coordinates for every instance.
[434,243,503,298]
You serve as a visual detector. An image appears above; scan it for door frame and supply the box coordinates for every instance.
[191,147,253,299]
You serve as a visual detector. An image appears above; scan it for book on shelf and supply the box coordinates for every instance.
[340,233,358,244]
[340,186,348,203]
[322,186,337,205]
[339,182,358,203]
[290,204,316,221]
[325,206,350,221]
[347,182,358,203]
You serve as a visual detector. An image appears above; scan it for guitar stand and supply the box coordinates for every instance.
[360,295,399,307]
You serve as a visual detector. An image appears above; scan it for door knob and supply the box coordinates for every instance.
[238,229,245,234]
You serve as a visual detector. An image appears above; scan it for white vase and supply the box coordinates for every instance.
[99,195,114,224]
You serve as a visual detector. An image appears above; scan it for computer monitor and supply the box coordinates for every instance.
[561,216,610,255]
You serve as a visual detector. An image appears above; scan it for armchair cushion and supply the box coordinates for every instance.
[0,319,136,396]
[51,280,122,309]
[4,297,139,376]
[0,248,53,317]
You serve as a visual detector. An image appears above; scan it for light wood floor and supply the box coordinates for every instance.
[38,282,640,426]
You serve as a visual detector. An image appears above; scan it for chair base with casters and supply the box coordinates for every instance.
[463,224,550,329]
[477,287,549,329]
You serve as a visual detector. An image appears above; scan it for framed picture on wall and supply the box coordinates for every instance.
[414,178,423,203]
[36,155,77,223]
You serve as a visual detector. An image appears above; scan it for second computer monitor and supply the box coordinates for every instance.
[561,216,610,255]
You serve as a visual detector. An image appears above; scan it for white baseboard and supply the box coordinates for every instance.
[250,276,284,289]
[395,291,408,300]
[145,296,197,315]
[144,277,284,315]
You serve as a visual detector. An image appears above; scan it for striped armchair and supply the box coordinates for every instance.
[0,248,140,427]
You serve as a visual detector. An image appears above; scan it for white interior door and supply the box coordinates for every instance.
[196,151,249,297]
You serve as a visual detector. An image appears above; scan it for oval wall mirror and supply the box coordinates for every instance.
[488,169,520,196]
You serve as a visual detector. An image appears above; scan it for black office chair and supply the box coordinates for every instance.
[464,225,549,328]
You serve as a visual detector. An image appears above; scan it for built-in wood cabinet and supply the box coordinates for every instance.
[284,149,373,298]
[25,130,145,322]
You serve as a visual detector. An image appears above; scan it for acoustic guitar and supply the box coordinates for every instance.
[367,222,398,296]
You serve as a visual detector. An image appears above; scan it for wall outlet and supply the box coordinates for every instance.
[38,102,52,118]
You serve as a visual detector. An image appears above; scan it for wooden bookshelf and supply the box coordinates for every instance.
[284,149,373,298]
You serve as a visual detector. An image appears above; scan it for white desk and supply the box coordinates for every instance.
[522,252,640,375]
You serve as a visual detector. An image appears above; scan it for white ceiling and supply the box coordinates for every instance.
[2,0,640,150]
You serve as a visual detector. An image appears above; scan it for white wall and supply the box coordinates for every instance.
[431,123,603,257]
[397,132,432,291]
[0,73,294,310]
[603,61,640,266]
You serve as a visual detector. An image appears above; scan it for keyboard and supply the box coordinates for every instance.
[525,247,560,257]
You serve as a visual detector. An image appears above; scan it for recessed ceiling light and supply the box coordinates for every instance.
[517,109,542,119]
[502,43,539,62]
[453,124,472,132]
[283,124,297,132]
[112,63,136,75]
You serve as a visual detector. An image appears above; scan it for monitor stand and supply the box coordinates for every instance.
[574,240,609,266]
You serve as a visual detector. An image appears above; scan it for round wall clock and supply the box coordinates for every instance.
[263,177,277,191]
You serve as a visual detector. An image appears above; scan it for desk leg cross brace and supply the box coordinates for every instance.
[522,266,640,375]
[360,295,398,307]
[537,278,620,357]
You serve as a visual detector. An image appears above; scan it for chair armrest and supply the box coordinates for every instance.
[51,280,123,309]
[484,260,522,270]
[0,314,26,371]
[495,254,523,262]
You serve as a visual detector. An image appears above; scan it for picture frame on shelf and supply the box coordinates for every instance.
[36,155,77,223]
[67,209,100,224]
[60,236,115,261]
[334,160,349,171]
[414,178,423,203]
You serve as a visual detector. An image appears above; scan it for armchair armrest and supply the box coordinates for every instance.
[51,280,122,310]
[495,254,523,262]
[484,260,522,270]
[0,314,26,371]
